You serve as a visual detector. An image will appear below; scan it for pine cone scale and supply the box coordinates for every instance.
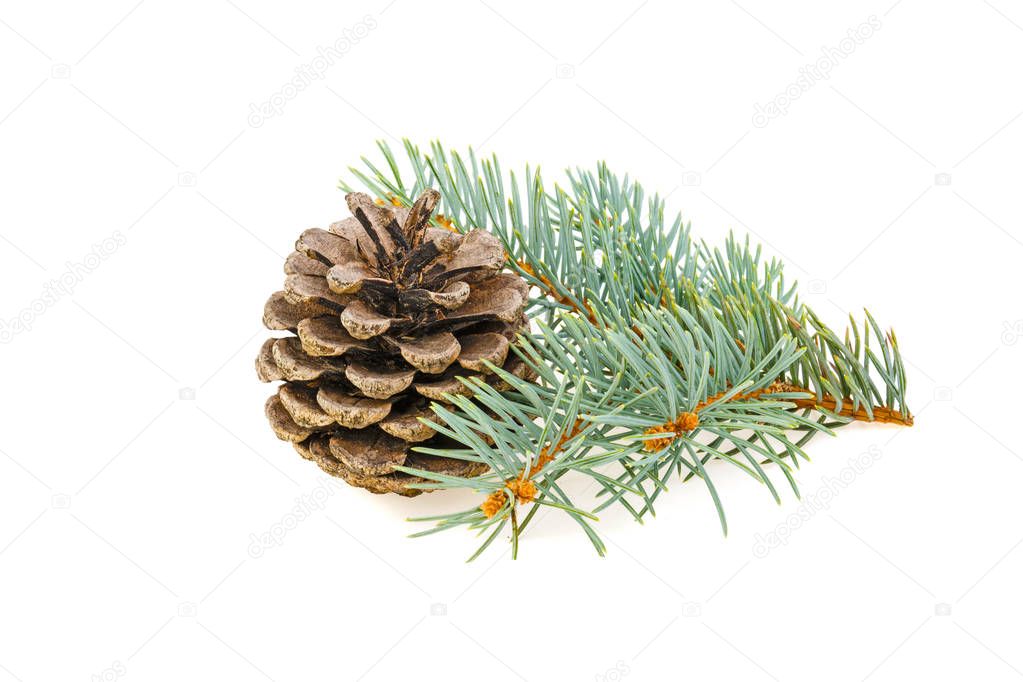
[455,333,510,372]
[296,317,370,356]
[296,228,354,266]
[315,387,392,428]
[397,332,460,374]
[340,300,402,339]
[378,403,436,441]
[329,428,407,476]
[345,362,416,399]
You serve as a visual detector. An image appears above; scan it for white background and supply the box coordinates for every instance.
[1,1,1021,680]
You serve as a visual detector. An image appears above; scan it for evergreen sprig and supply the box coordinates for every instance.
[339,140,913,560]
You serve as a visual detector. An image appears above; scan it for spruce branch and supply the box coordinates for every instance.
[340,139,914,559]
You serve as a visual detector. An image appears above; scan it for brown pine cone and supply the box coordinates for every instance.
[256,189,533,495]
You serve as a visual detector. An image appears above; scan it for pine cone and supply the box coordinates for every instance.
[256,190,533,496]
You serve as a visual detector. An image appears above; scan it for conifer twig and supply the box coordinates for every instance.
[343,139,914,560]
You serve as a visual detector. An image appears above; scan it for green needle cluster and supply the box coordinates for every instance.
[339,140,912,560]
